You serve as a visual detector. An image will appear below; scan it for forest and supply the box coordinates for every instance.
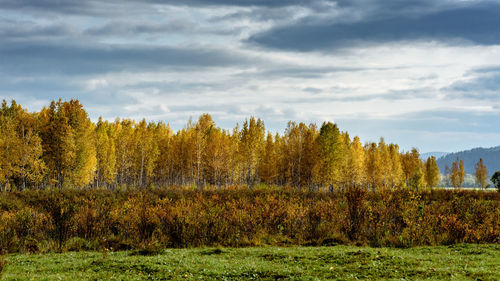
[0,99,458,191]
[0,99,499,255]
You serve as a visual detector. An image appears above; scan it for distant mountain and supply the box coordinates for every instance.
[436,146,500,176]
[420,152,449,160]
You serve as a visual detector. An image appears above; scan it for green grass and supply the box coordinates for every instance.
[2,244,499,280]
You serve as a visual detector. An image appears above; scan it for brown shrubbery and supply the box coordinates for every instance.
[0,187,499,253]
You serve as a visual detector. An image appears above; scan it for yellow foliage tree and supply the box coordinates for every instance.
[475,158,488,189]
[95,117,117,188]
[424,156,440,188]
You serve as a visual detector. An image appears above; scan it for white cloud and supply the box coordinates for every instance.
[85,78,108,90]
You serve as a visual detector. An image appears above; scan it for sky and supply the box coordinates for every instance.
[1,0,500,153]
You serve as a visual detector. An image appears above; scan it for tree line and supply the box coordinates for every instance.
[0,98,484,191]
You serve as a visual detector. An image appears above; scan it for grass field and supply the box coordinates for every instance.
[2,244,499,280]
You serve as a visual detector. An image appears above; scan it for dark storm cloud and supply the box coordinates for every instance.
[249,1,500,51]
[0,41,254,75]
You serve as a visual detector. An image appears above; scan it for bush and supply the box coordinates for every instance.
[65,237,96,252]
[0,187,498,253]
[492,171,500,192]
[0,255,4,277]
[39,191,77,251]
[344,185,367,241]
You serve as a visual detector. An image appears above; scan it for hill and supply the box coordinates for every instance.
[436,146,500,176]
[420,152,448,160]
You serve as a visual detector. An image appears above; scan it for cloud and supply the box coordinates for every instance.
[249,1,500,51]
[85,20,198,36]
[448,75,500,94]
[0,41,255,75]
[303,87,322,94]
[2,0,500,153]
[282,87,438,104]
[0,0,97,14]
[0,0,316,17]
[0,0,166,16]
[0,19,75,40]
[334,108,500,152]
[442,66,500,100]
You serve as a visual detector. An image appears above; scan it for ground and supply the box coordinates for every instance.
[2,244,499,280]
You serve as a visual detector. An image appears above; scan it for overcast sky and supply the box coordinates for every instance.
[2,0,500,153]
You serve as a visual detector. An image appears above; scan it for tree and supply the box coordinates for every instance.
[204,128,232,188]
[0,100,46,190]
[424,156,440,188]
[450,158,465,188]
[39,100,75,187]
[259,133,277,185]
[133,119,158,187]
[458,159,465,188]
[63,100,97,187]
[377,138,391,188]
[190,114,215,188]
[170,128,192,185]
[239,117,265,187]
[39,100,97,188]
[475,158,488,189]
[491,171,500,192]
[153,122,173,186]
[274,133,287,186]
[5,99,469,192]
[95,117,116,188]
[0,111,18,190]
[444,164,451,186]
[114,119,135,186]
[401,148,423,189]
[315,122,342,190]
[450,160,459,188]
[349,136,365,187]
[387,143,403,188]
[364,142,381,191]
[282,122,316,189]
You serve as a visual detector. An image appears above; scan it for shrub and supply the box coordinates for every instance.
[0,255,5,278]
[343,185,367,241]
[65,237,96,252]
[0,187,498,253]
[37,191,77,251]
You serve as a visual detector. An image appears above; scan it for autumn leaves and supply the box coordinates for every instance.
[1,99,442,190]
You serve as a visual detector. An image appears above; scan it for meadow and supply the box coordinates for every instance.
[1,186,499,280]
[2,244,499,280]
